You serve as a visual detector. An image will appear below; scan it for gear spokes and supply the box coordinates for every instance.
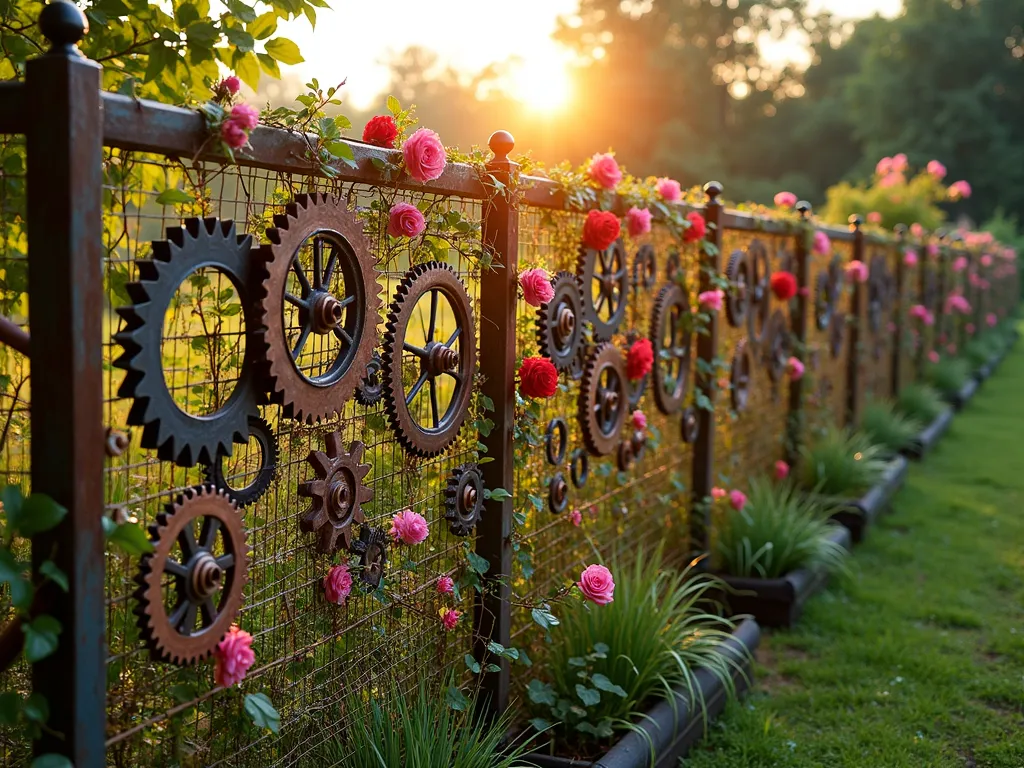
[299,432,374,553]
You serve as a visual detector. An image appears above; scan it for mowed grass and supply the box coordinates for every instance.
[685,329,1024,768]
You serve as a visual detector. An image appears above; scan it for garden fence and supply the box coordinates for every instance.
[0,9,1018,766]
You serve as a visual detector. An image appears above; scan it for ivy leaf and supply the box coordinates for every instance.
[29,755,72,768]
[156,188,193,206]
[38,560,68,593]
[0,549,31,611]
[591,673,628,698]
[531,607,559,631]
[22,615,61,662]
[243,692,280,734]
[11,494,67,538]
[1,484,24,526]
[485,487,511,501]
[0,692,21,725]
[527,679,556,706]
[106,522,155,556]
[22,693,49,724]
[464,654,481,674]
[445,685,469,711]
[466,550,490,575]
[529,717,552,732]
[575,684,601,707]
[264,38,304,65]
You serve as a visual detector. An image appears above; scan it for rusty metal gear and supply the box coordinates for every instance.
[649,283,693,415]
[747,239,772,348]
[113,217,259,467]
[665,249,682,283]
[616,440,635,472]
[578,238,628,341]
[536,272,585,372]
[133,485,248,666]
[867,254,889,333]
[730,339,753,413]
[444,463,484,537]
[298,432,373,553]
[548,472,569,513]
[814,270,832,331]
[725,249,751,328]
[680,406,700,444]
[351,526,387,589]
[545,418,568,465]
[829,312,847,359]
[633,244,656,290]
[382,262,476,457]
[354,350,384,406]
[253,192,382,425]
[202,415,278,508]
[578,342,629,456]
[570,448,589,488]
[764,310,790,383]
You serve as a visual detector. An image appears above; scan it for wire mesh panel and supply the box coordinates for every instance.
[804,237,854,433]
[898,249,922,389]
[509,207,697,656]
[713,229,793,495]
[99,151,485,767]
[861,240,899,403]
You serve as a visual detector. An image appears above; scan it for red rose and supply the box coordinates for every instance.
[683,212,706,243]
[582,210,621,251]
[770,271,797,301]
[362,115,399,148]
[519,356,558,398]
[626,338,653,381]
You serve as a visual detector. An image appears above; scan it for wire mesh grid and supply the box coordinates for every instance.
[98,150,484,767]
[509,207,696,659]
[804,238,854,435]
[899,257,922,388]
[860,241,899,404]
[0,134,31,765]
[712,229,793,500]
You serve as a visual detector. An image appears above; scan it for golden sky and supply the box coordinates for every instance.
[280,0,902,111]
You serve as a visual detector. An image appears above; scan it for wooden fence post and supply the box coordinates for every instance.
[846,216,865,427]
[474,130,518,716]
[784,202,812,468]
[690,182,723,565]
[25,2,106,764]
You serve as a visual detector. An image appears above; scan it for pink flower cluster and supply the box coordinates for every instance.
[846,260,868,283]
[214,625,255,688]
[952,256,968,273]
[698,289,724,312]
[220,103,259,149]
[626,206,653,237]
[323,563,353,606]
[656,177,682,202]
[909,304,935,326]
[812,231,831,256]
[927,160,947,180]
[945,294,971,315]
[520,268,555,307]
[775,460,790,481]
[904,249,919,267]
[390,508,429,545]
[948,180,972,200]
[587,153,622,190]
[774,191,797,208]
[787,356,805,381]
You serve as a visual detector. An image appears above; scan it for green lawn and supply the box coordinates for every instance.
[685,335,1024,768]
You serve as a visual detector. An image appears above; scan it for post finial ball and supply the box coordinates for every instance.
[848,214,863,229]
[703,181,723,201]
[39,0,88,50]
[488,130,515,161]
[894,223,908,236]
[796,200,812,218]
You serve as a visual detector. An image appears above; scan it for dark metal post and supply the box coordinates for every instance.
[891,225,907,396]
[474,130,518,716]
[846,216,865,427]
[784,202,812,468]
[690,182,722,564]
[25,2,105,764]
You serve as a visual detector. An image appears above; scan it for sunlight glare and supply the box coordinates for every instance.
[508,53,572,113]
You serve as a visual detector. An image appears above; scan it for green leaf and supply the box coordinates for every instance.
[224,27,255,53]
[234,51,261,90]
[591,673,628,698]
[486,487,511,501]
[12,494,67,537]
[248,11,278,39]
[593,642,610,656]
[175,2,200,28]
[445,685,469,711]
[527,679,556,706]
[29,755,72,768]
[531,607,559,631]
[38,560,68,593]
[224,0,258,22]
[169,683,196,704]
[529,717,552,732]
[466,550,490,575]
[575,684,601,707]
[0,692,21,725]
[386,95,401,116]
[243,692,280,734]
[0,549,31,610]
[185,22,219,47]
[22,615,61,662]
[464,654,481,674]
[256,53,281,79]
[264,38,304,65]
[156,188,193,206]
[22,693,48,724]
[1,484,23,524]
[106,522,154,556]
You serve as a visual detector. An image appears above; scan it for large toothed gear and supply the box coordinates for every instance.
[382,262,476,457]
[747,239,772,348]
[444,463,485,537]
[133,485,248,666]
[725,249,751,328]
[202,414,279,508]
[578,238,628,341]
[649,283,692,415]
[253,192,382,425]
[578,342,629,456]
[298,432,374,553]
[536,272,585,372]
[113,217,260,467]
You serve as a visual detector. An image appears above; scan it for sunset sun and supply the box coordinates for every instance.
[508,53,573,112]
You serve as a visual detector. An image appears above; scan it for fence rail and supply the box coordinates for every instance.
[0,7,1019,766]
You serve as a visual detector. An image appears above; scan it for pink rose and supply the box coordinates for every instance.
[698,289,724,312]
[924,310,935,326]
[987,313,997,327]
[387,202,426,238]
[729,489,747,511]
[846,260,868,283]
[214,625,255,688]
[323,564,353,606]
[952,256,967,273]
[631,410,647,431]
[229,103,259,130]
[568,509,582,527]
[981,254,993,267]
[218,75,241,96]
[867,211,882,224]
[927,160,947,180]
[774,460,789,481]
[656,177,682,202]
[390,508,429,545]
[948,180,972,200]
[910,223,924,238]
[577,564,615,605]
[927,243,939,258]
[587,152,622,190]
[519,267,555,307]
[947,343,957,355]
[966,323,975,335]
[891,153,909,173]
[221,120,248,149]
[403,128,447,183]
[928,350,940,364]
[909,304,927,321]
[711,487,727,501]
[904,249,919,267]
[774,191,797,208]
[875,157,893,176]
[788,356,805,381]
[436,575,454,594]
[626,206,653,237]
[440,608,461,631]
[813,231,831,256]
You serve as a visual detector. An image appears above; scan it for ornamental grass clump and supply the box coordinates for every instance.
[861,399,922,457]
[964,333,1003,369]
[527,551,742,754]
[927,356,970,397]
[896,383,946,425]
[799,426,888,498]
[336,677,534,768]
[715,477,848,579]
